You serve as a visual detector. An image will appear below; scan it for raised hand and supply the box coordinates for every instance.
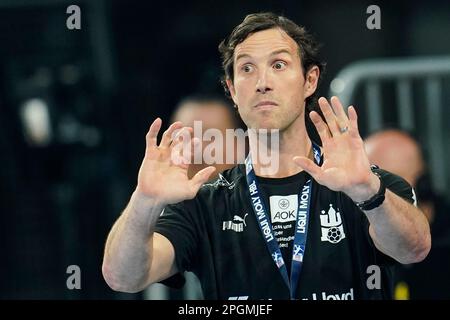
[136,118,216,205]
[293,96,379,202]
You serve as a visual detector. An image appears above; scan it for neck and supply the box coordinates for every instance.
[249,115,312,178]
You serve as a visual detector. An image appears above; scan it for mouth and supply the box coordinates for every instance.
[254,101,278,110]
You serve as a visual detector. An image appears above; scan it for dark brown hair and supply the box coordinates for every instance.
[218,12,326,111]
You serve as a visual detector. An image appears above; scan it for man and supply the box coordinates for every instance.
[102,12,430,300]
[365,129,450,299]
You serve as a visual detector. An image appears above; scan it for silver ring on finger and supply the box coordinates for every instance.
[339,126,349,134]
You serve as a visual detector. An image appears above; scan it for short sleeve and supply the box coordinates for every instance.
[373,167,417,206]
[361,168,418,266]
[154,200,201,287]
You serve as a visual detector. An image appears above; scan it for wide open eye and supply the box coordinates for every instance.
[273,61,287,70]
[241,64,254,73]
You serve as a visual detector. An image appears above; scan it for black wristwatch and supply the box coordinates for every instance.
[355,168,386,211]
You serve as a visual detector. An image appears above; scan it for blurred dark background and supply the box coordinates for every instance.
[0,0,449,299]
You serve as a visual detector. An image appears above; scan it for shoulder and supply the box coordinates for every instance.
[372,165,407,185]
[199,165,246,195]
[163,165,246,215]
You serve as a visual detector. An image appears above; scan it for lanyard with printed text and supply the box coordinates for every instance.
[245,143,321,299]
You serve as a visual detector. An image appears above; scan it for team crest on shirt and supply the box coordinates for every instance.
[320,204,346,244]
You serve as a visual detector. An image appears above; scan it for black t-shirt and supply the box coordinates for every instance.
[257,171,309,278]
[154,165,416,300]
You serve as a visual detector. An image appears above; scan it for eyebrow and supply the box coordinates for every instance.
[235,49,292,63]
[269,49,292,57]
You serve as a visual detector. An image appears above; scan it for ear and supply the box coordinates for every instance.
[226,79,238,105]
[304,66,320,99]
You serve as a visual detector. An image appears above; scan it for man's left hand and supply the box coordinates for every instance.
[293,96,380,203]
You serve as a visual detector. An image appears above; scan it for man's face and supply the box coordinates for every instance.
[226,28,318,130]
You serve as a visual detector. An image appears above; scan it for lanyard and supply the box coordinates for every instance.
[245,143,321,299]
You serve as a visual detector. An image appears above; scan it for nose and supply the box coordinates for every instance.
[256,68,273,94]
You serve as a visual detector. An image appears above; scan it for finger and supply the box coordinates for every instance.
[318,97,340,136]
[191,137,202,161]
[170,127,193,166]
[171,127,194,146]
[146,118,162,148]
[190,166,216,191]
[310,111,330,145]
[171,127,193,149]
[293,156,322,180]
[180,131,195,165]
[160,121,184,148]
[330,96,349,128]
[348,106,360,139]
[170,141,186,167]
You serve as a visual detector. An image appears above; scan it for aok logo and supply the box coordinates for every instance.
[273,210,296,222]
[278,198,290,210]
[320,204,346,244]
[270,195,298,223]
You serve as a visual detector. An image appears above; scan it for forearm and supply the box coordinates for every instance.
[365,189,431,264]
[344,172,431,264]
[102,191,165,292]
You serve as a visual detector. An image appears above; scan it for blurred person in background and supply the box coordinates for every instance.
[365,129,450,299]
[170,94,247,181]
[146,94,247,299]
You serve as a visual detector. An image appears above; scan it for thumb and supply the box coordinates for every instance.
[293,156,321,180]
[190,166,216,191]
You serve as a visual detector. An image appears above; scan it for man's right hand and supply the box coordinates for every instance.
[135,118,216,206]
